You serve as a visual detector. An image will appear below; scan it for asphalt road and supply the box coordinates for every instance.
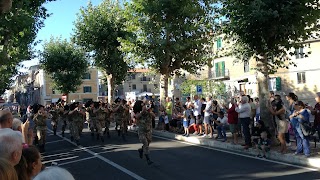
[42,123,320,180]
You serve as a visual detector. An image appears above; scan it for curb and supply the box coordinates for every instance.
[152,130,320,170]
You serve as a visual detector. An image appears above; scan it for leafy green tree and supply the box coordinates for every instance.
[0,0,55,94]
[73,0,131,103]
[180,79,227,99]
[218,0,320,139]
[122,0,215,104]
[40,38,88,102]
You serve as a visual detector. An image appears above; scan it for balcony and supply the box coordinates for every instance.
[210,69,230,80]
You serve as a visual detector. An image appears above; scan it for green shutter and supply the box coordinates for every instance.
[221,61,225,76]
[215,63,219,77]
[276,77,281,91]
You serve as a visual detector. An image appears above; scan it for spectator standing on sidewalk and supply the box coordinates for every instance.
[224,98,238,144]
[309,92,320,140]
[165,97,173,123]
[203,96,213,138]
[255,98,260,122]
[269,98,288,154]
[191,95,202,135]
[198,97,206,136]
[285,92,298,146]
[289,101,311,157]
[236,96,252,149]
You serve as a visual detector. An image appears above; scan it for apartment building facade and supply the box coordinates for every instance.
[211,37,320,105]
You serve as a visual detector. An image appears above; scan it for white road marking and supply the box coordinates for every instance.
[58,156,96,166]
[47,129,146,180]
[152,134,319,172]
[46,139,65,144]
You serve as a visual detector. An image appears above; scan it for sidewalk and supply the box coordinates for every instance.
[152,129,320,169]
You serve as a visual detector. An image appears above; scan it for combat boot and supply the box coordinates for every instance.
[145,154,153,165]
[76,140,80,146]
[70,136,74,142]
[61,131,65,137]
[138,148,143,159]
[122,133,126,141]
[53,126,57,135]
[103,129,107,135]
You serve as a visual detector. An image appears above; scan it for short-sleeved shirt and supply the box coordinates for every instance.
[217,116,228,125]
[165,101,173,115]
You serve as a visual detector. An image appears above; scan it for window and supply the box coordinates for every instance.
[154,84,158,89]
[82,73,91,80]
[297,72,306,84]
[142,76,147,81]
[295,47,304,59]
[132,84,136,90]
[83,98,92,103]
[244,60,250,73]
[131,74,136,80]
[52,89,55,94]
[143,84,147,92]
[83,86,92,93]
[215,61,225,77]
[216,37,222,49]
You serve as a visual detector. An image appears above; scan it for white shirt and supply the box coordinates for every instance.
[204,100,212,117]
[217,116,228,125]
[193,99,202,116]
[235,103,251,118]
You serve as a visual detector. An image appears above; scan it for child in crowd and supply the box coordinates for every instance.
[182,105,190,137]
[214,111,228,142]
[256,131,271,159]
[188,111,196,134]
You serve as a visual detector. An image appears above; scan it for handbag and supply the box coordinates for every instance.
[299,121,314,136]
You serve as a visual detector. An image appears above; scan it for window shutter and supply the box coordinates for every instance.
[221,61,225,76]
[215,63,219,77]
[276,77,281,91]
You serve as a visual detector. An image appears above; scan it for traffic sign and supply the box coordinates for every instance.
[196,85,202,94]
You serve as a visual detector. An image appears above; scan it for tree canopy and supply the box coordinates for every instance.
[0,0,55,94]
[218,0,320,141]
[122,0,215,102]
[73,0,132,102]
[40,37,88,99]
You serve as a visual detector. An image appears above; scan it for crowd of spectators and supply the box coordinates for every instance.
[0,108,75,180]
[155,91,320,158]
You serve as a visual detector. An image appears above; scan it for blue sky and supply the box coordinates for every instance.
[20,0,103,70]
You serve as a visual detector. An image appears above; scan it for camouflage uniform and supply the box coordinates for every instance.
[104,104,112,137]
[138,111,153,155]
[34,113,47,151]
[122,104,130,134]
[60,110,68,137]
[87,107,97,134]
[95,108,106,141]
[70,110,84,144]
[114,104,123,133]
[50,109,60,135]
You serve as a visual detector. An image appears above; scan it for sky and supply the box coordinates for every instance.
[20,0,103,71]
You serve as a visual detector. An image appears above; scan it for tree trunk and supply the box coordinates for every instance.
[160,73,169,106]
[107,74,114,104]
[256,58,277,144]
[0,0,12,13]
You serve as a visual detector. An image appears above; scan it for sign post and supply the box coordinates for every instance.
[196,85,203,95]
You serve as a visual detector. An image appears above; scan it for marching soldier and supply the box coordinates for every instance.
[49,104,60,136]
[69,102,85,145]
[33,105,49,152]
[86,101,97,139]
[136,103,155,165]
[103,102,112,138]
[113,98,123,137]
[121,99,130,136]
[61,104,69,137]
[94,102,107,142]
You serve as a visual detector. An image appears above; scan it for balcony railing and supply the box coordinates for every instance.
[211,69,230,80]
